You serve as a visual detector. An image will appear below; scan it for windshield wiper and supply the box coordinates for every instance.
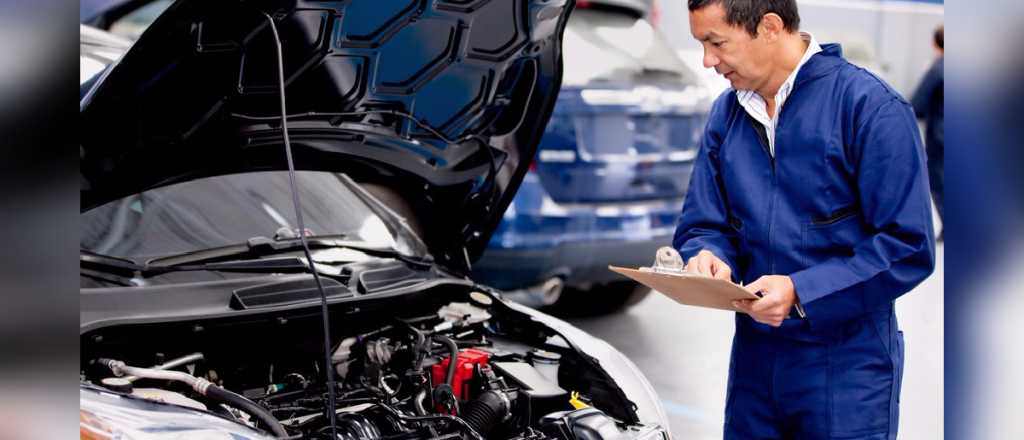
[81,249,144,273]
[81,250,319,284]
[82,236,352,279]
[81,238,433,285]
[81,250,144,286]
[146,235,433,269]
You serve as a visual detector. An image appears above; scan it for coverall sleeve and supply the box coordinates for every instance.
[789,98,936,326]
[673,98,741,279]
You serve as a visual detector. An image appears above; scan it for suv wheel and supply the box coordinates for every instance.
[545,280,649,317]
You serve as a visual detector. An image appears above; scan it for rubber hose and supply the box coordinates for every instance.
[369,401,485,440]
[413,388,429,416]
[431,335,459,386]
[332,413,381,440]
[206,385,290,438]
[461,390,507,437]
[97,358,289,438]
[396,319,427,371]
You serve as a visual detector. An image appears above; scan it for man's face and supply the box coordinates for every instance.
[689,3,773,92]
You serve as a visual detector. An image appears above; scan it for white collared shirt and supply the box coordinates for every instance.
[735,32,821,157]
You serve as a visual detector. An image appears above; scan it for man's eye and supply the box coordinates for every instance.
[712,41,724,48]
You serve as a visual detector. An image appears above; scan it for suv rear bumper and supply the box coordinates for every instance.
[472,232,673,290]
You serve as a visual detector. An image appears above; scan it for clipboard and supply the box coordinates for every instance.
[609,265,759,312]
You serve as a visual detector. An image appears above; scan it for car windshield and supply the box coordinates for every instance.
[562,7,694,87]
[81,171,427,261]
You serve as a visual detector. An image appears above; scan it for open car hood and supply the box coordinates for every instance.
[81,0,573,272]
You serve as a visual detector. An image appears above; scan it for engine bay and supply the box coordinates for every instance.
[80,284,662,440]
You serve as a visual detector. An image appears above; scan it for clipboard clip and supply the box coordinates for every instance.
[645,246,686,275]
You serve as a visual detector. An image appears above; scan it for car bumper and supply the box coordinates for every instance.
[472,231,673,290]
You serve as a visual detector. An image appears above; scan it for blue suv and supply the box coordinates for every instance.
[83,0,716,316]
[471,1,714,315]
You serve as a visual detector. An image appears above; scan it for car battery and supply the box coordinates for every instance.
[431,348,491,400]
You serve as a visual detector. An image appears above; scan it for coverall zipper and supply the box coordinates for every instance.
[747,114,776,277]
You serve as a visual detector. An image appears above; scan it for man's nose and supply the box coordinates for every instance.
[703,51,719,69]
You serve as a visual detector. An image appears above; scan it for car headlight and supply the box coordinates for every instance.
[507,302,673,438]
[634,424,672,440]
[80,385,275,440]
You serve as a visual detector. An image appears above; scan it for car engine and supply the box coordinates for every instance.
[81,287,665,440]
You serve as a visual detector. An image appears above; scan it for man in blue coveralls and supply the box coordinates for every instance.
[673,1,936,439]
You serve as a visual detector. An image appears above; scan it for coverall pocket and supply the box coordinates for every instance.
[828,322,893,437]
[802,209,863,264]
[728,216,749,258]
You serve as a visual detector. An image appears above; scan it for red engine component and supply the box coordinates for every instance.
[431,348,491,400]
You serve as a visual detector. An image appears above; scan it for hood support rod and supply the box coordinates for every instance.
[261,10,338,439]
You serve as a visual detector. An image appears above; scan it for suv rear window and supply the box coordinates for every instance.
[562,8,695,87]
[108,0,172,40]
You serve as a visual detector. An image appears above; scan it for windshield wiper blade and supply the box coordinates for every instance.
[145,236,433,269]
[81,237,432,285]
[81,249,145,273]
[81,250,319,280]
[146,256,315,276]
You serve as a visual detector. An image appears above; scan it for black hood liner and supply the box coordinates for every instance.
[80,0,573,273]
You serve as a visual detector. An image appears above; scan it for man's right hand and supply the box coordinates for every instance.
[686,249,733,281]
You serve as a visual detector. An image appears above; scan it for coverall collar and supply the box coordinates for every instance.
[793,43,846,87]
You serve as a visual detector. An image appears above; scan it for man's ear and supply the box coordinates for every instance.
[758,13,786,42]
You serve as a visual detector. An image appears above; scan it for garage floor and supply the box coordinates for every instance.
[566,243,944,440]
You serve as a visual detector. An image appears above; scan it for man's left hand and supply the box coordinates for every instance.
[732,275,797,327]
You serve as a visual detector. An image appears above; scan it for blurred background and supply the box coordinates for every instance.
[512,1,948,438]
[572,2,946,439]
[4,0,1023,439]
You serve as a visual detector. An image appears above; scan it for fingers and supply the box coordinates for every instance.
[713,261,732,281]
[686,255,708,276]
[735,277,784,327]
[743,276,765,293]
[749,288,785,327]
[734,300,782,324]
[750,293,777,313]
[732,299,754,313]
[756,315,785,327]
[687,250,731,280]
[750,301,785,327]
[737,304,784,327]
[696,252,713,276]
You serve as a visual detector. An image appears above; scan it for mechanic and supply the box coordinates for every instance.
[672,1,936,439]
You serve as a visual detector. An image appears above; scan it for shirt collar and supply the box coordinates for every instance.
[780,32,822,97]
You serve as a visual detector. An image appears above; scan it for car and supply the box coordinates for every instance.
[79,1,671,440]
[470,0,714,315]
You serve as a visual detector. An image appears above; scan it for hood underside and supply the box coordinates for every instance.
[80,0,573,271]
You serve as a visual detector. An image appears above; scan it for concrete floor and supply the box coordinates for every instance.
[566,243,944,440]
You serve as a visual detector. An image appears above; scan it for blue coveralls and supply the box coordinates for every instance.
[673,44,936,439]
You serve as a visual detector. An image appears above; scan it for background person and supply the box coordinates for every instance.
[911,25,944,241]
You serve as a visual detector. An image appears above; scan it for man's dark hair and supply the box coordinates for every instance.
[933,25,943,50]
[688,0,801,37]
